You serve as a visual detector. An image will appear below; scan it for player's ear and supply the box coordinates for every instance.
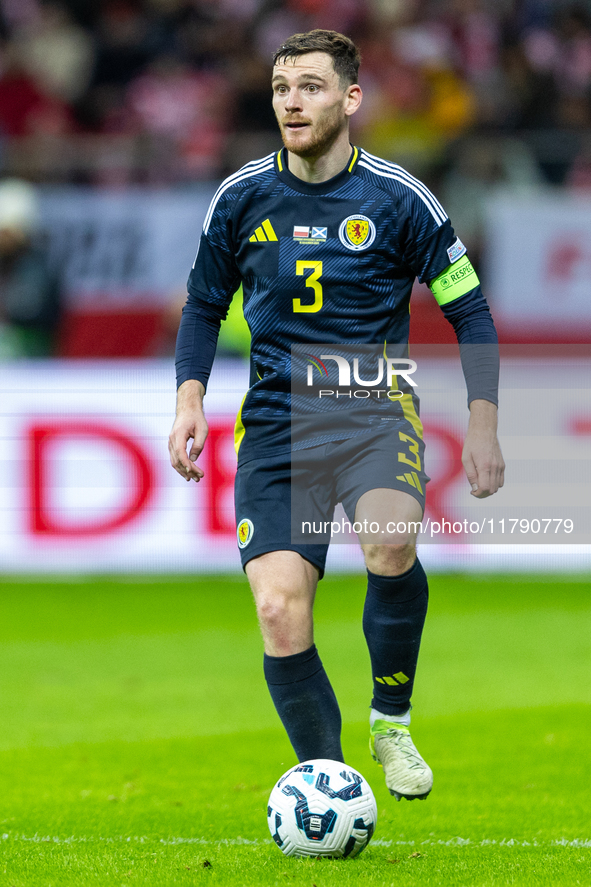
[345,83,362,117]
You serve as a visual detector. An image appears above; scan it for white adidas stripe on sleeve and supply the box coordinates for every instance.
[203,155,275,235]
[359,151,447,226]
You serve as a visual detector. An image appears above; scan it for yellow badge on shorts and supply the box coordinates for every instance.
[237,518,254,549]
[339,214,376,251]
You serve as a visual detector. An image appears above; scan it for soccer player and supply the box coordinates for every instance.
[169,30,504,801]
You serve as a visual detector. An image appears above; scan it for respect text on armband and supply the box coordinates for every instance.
[438,261,475,292]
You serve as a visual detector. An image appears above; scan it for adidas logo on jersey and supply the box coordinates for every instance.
[249,219,278,242]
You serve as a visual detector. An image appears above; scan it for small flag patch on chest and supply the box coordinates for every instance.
[293,225,327,243]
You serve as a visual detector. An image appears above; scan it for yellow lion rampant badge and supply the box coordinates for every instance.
[347,218,369,245]
[339,214,376,251]
[237,518,254,549]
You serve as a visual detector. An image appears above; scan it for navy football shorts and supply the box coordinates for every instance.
[234,428,428,578]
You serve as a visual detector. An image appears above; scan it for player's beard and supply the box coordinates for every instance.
[279,106,346,159]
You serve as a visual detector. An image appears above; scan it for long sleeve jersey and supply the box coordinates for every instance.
[177,146,498,463]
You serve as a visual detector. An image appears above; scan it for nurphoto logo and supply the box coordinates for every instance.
[305,353,417,399]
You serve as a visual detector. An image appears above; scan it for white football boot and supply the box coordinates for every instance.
[370,720,433,801]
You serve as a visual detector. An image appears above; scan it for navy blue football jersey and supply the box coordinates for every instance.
[186,146,461,464]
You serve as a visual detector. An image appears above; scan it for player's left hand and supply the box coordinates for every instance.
[462,399,505,498]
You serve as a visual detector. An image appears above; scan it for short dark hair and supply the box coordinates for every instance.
[273,29,361,87]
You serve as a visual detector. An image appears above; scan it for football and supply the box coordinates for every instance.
[267,759,377,858]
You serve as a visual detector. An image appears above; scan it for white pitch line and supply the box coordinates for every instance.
[373,838,591,848]
[2,834,590,848]
[0,834,265,846]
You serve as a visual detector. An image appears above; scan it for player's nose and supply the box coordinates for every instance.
[284,88,303,111]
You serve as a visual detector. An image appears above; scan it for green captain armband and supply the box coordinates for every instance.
[429,254,480,306]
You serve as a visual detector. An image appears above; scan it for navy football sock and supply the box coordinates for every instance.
[363,559,429,717]
[263,645,344,763]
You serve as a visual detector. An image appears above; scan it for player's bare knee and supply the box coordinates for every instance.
[255,589,313,656]
[256,591,291,631]
[363,541,417,576]
[255,584,312,629]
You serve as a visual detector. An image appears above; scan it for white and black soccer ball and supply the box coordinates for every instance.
[267,759,377,858]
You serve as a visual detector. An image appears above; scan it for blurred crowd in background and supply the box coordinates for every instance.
[4,0,591,185]
[2,0,591,357]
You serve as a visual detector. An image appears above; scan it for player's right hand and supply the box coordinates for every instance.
[168,409,209,482]
[169,379,208,481]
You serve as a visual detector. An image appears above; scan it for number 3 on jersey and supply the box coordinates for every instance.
[398,432,421,471]
[293,261,323,313]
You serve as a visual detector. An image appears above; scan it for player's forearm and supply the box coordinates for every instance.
[468,398,498,429]
[176,379,206,415]
[437,285,499,407]
[175,297,227,391]
[458,343,499,407]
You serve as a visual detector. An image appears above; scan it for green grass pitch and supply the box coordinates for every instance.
[0,572,589,886]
